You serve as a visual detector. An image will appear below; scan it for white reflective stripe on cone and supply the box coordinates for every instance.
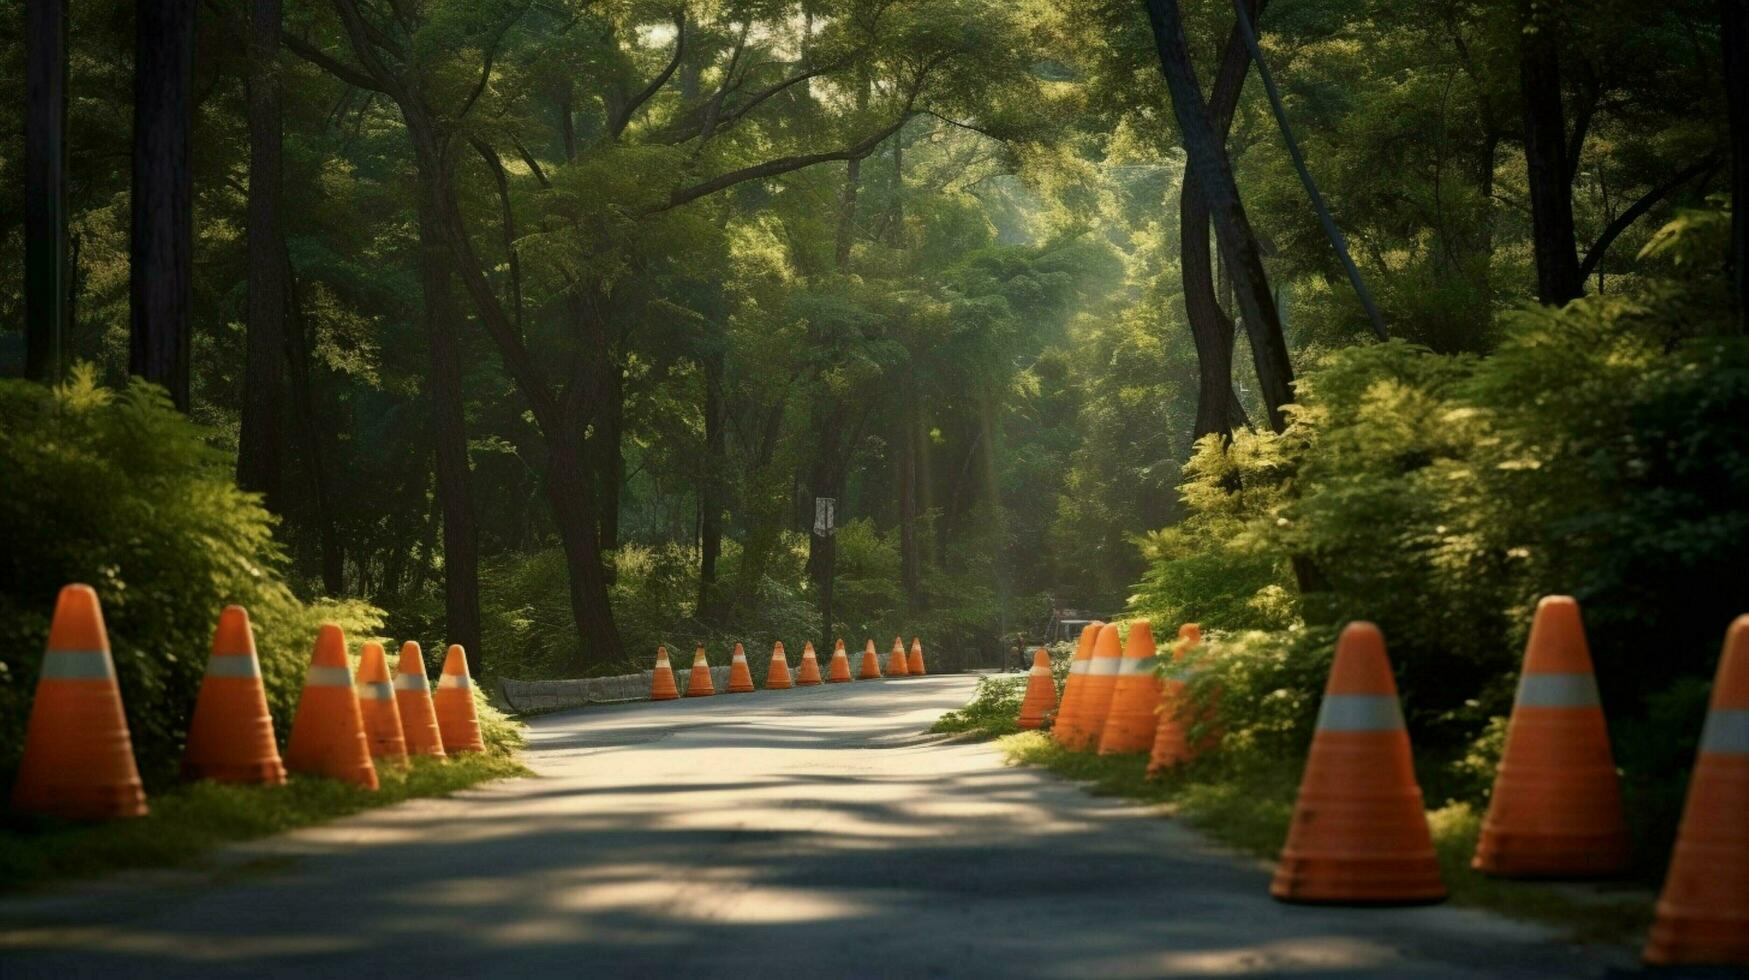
[1315,693,1405,732]
[1067,660,1091,675]
[394,673,430,692]
[1699,709,1749,754]
[305,665,353,687]
[356,681,394,701]
[1029,665,1051,676]
[1115,656,1159,676]
[1515,672,1602,708]
[1085,658,1122,676]
[205,655,262,679]
[437,673,472,690]
[39,650,115,680]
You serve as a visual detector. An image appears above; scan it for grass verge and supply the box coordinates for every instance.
[0,752,528,891]
[935,677,1650,944]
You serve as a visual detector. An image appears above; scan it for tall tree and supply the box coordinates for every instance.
[1182,0,1262,443]
[1726,0,1749,332]
[24,0,67,385]
[1143,0,1295,433]
[1518,0,1583,306]
[130,0,197,409]
[237,0,288,506]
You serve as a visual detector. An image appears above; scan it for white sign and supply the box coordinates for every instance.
[813,497,837,537]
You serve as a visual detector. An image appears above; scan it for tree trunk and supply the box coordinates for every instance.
[1145,0,1295,433]
[414,150,485,677]
[1183,0,1264,444]
[548,434,627,668]
[24,0,67,384]
[598,363,624,556]
[835,158,860,271]
[1725,0,1749,332]
[698,343,726,622]
[897,398,923,610]
[130,0,196,410]
[1518,0,1583,306]
[283,249,344,595]
[237,0,287,507]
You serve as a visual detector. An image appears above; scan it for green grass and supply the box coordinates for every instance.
[0,752,528,890]
[930,673,1026,737]
[972,720,1653,944]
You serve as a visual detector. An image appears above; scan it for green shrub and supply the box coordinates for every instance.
[1127,212,1749,868]
[0,370,384,788]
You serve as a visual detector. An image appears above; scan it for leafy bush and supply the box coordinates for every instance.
[0,371,391,788]
[1126,216,1749,867]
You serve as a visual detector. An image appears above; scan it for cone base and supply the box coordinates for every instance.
[1472,831,1631,879]
[726,685,755,694]
[795,679,821,687]
[183,759,288,786]
[1644,914,1749,967]
[766,681,793,690]
[287,759,379,790]
[11,786,149,822]
[652,691,679,701]
[1271,858,1446,905]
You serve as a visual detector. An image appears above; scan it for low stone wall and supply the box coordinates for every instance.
[501,665,732,714]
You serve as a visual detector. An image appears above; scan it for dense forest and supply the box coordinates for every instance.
[2,0,1746,845]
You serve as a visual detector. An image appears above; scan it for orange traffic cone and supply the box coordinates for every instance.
[11,584,148,819]
[859,639,882,679]
[355,641,408,767]
[183,604,285,785]
[796,642,823,686]
[1643,615,1749,966]
[886,636,910,677]
[650,646,680,700]
[394,641,446,758]
[1473,596,1628,878]
[284,624,378,790]
[827,639,853,683]
[686,646,716,697]
[1017,649,1058,730]
[1058,623,1122,751]
[908,637,926,676]
[1051,622,1104,744]
[433,644,485,754]
[1099,620,1162,754]
[726,643,756,694]
[765,642,794,689]
[1271,622,1443,904]
[1148,624,1210,775]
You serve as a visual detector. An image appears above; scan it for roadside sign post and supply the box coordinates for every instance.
[815,497,836,655]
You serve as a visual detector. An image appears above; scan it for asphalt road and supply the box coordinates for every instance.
[0,674,1636,978]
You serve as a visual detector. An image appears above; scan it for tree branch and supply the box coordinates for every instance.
[510,136,552,188]
[652,113,911,212]
[471,138,525,334]
[608,8,685,139]
[1578,156,1718,281]
[281,30,388,92]
[458,3,532,123]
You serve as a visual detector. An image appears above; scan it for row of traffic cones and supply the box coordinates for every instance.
[10,584,487,821]
[651,637,928,699]
[1022,600,1749,966]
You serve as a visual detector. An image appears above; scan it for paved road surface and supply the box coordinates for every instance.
[0,675,1635,978]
